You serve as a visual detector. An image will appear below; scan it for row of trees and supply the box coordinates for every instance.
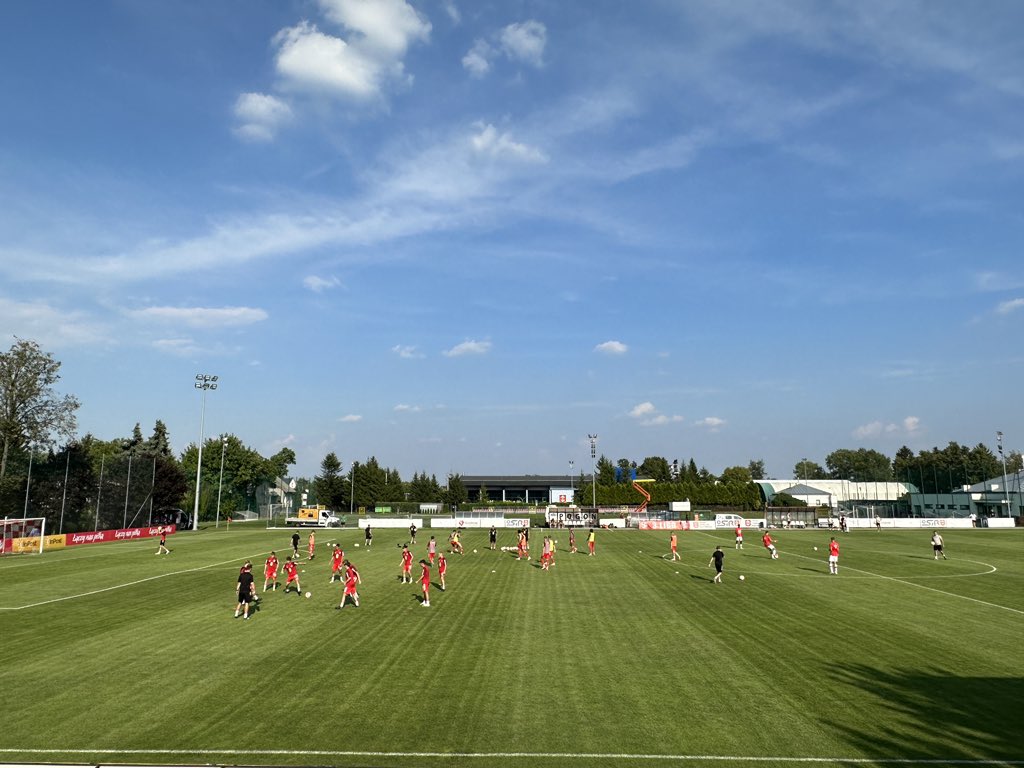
[5,338,1023,525]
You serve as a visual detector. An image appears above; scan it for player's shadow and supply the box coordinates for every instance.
[822,663,1023,763]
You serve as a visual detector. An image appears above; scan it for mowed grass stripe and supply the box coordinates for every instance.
[0,526,1021,767]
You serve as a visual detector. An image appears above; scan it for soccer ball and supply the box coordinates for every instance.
[355,543,360,547]
[814,546,818,551]
[305,592,311,598]
[473,549,477,553]
[739,575,745,581]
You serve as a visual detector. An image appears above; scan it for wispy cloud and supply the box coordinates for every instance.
[595,340,628,355]
[393,403,421,412]
[339,414,362,422]
[852,416,921,439]
[127,306,268,328]
[463,19,546,77]
[391,344,424,359]
[444,339,492,357]
[996,298,1024,315]
[303,275,341,292]
[695,417,726,432]
[628,401,683,427]
[0,297,109,348]
[233,92,293,142]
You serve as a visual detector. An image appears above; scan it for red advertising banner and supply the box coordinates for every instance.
[638,520,694,531]
[65,525,176,547]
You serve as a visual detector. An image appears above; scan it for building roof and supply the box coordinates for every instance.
[776,483,830,497]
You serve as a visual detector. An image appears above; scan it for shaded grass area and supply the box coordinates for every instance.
[0,525,1021,767]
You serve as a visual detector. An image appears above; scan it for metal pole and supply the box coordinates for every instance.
[216,438,227,528]
[95,455,104,531]
[149,457,156,526]
[192,374,218,530]
[22,446,33,519]
[123,454,132,528]
[588,434,598,509]
[997,431,1009,517]
[59,448,70,534]
[350,463,356,517]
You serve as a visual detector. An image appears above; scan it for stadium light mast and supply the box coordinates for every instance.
[997,431,1009,516]
[192,374,218,531]
[569,459,574,496]
[588,434,598,508]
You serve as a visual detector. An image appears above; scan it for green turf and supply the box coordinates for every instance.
[1,524,1021,768]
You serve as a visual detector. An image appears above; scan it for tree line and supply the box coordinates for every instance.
[4,338,1022,528]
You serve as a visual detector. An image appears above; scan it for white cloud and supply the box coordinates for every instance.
[695,417,726,430]
[127,306,268,328]
[394,403,421,412]
[274,22,382,98]
[643,414,685,427]
[272,1,429,101]
[391,344,423,359]
[629,402,656,418]
[471,123,547,162]
[441,0,460,24]
[339,414,362,422]
[0,297,108,348]
[462,40,492,77]
[595,340,628,355]
[317,0,430,56]
[853,416,921,439]
[443,339,492,357]
[232,92,292,142]
[996,298,1024,315]
[500,20,546,67]
[629,401,683,426]
[303,274,341,292]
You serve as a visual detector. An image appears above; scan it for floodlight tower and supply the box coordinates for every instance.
[997,431,1010,516]
[192,373,218,531]
[588,434,598,508]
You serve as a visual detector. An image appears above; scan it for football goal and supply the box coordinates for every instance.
[0,517,46,555]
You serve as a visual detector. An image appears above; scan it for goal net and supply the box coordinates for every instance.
[0,518,46,555]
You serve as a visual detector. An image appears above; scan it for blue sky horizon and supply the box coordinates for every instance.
[2,1,1022,480]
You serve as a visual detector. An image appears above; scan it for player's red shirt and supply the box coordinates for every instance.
[284,561,298,581]
[438,554,447,575]
[332,548,344,571]
[344,566,359,594]
[420,562,431,585]
[829,540,840,557]
[670,534,678,550]
[265,555,278,577]
[735,526,742,537]
[762,534,773,547]
[402,549,413,571]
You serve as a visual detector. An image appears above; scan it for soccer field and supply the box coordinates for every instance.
[1,524,1021,768]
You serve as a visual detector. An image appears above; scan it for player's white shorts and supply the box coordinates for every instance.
[828,555,838,563]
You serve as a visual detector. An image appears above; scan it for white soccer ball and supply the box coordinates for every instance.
[305,591,311,598]
[814,546,818,551]
[355,543,360,547]
[739,575,745,581]
[473,549,477,553]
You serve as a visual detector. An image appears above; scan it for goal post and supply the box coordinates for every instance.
[0,517,46,555]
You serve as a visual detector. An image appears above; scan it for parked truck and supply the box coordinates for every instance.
[285,505,342,527]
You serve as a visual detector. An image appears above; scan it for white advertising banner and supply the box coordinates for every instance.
[546,509,597,527]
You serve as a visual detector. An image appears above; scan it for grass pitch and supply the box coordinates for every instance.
[0,524,1021,768]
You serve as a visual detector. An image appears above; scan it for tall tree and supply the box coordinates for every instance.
[0,339,80,479]
[793,459,826,480]
[638,456,672,482]
[747,459,766,480]
[312,452,345,511]
[826,448,892,482]
[720,466,753,484]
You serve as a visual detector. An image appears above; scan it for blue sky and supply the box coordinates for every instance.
[2,0,1022,480]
